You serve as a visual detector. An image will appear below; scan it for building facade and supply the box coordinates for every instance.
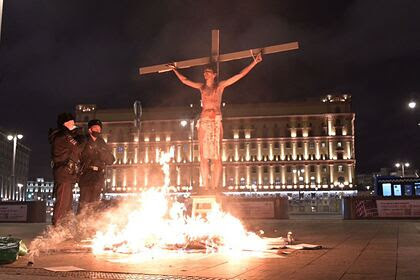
[26,178,55,216]
[26,178,80,218]
[75,95,356,199]
[0,129,30,201]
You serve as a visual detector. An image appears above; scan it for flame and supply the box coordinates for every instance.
[91,147,266,257]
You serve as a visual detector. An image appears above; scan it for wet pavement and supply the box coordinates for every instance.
[1,218,420,279]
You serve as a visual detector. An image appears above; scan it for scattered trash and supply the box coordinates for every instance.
[44,266,85,272]
[0,237,28,264]
[281,243,322,250]
[287,231,294,245]
[279,250,292,255]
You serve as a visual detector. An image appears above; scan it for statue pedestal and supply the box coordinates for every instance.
[191,193,222,218]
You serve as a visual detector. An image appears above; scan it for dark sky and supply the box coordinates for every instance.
[0,0,419,179]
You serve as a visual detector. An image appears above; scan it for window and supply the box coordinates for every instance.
[338,165,344,172]
[263,142,268,149]
[404,185,413,196]
[415,183,420,196]
[322,166,328,173]
[321,142,326,148]
[335,118,342,126]
[287,166,292,173]
[263,166,268,173]
[251,143,256,149]
[262,127,268,137]
[274,142,279,148]
[382,183,392,197]
[297,142,302,148]
[310,165,315,172]
[337,141,342,148]
[251,166,257,173]
[285,142,291,149]
[275,166,280,173]
[393,184,402,196]
[240,143,245,149]
[336,128,342,135]
[309,142,315,149]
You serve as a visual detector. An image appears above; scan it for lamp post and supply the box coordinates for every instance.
[395,162,410,177]
[407,100,419,126]
[0,0,4,42]
[180,119,192,189]
[7,133,23,200]
[293,168,305,200]
[181,104,198,192]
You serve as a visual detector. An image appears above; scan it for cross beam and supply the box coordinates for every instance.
[139,30,299,75]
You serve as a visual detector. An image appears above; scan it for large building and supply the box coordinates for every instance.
[0,128,30,201]
[75,94,356,199]
[26,178,55,216]
[26,178,80,218]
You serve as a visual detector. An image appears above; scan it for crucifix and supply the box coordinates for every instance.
[139,30,298,195]
[139,30,298,75]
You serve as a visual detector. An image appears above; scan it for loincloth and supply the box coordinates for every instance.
[197,115,222,160]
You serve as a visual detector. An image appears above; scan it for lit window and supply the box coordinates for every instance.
[338,165,344,172]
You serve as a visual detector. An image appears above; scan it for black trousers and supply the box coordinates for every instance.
[78,170,104,213]
[52,181,74,226]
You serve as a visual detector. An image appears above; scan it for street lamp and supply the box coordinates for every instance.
[408,101,416,109]
[180,116,196,190]
[7,133,23,200]
[180,120,188,127]
[395,162,410,177]
[293,168,305,200]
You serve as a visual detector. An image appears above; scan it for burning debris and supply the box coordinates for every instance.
[27,148,320,263]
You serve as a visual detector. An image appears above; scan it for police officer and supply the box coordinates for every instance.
[49,112,82,226]
[78,119,115,213]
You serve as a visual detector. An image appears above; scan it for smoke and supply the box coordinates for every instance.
[27,201,114,262]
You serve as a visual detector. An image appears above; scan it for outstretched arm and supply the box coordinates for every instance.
[168,64,202,89]
[219,52,262,88]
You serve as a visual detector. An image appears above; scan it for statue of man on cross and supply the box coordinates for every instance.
[139,29,298,192]
[168,53,262,191]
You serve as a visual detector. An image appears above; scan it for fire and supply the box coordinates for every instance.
[91,148,267,257]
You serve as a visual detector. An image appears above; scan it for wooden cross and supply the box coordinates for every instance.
[139,29,299,75]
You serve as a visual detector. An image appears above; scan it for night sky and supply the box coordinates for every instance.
[0,0,419,179]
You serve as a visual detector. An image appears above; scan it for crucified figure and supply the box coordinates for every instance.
[169,53,262,191]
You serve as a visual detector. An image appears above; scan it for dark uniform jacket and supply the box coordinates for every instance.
[48,127,82,183]
[79,135,115,174]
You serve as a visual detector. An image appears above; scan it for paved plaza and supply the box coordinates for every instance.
[1,218,420,279]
